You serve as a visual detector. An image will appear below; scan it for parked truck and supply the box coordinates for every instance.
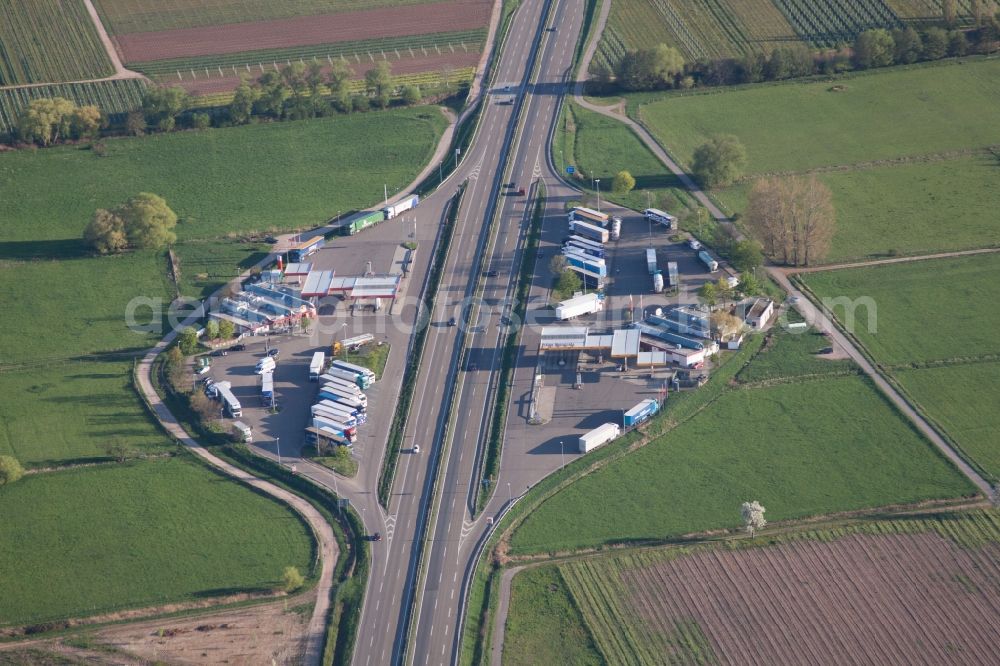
[667,261,679,288]
[332,333,375,355]
[323,366,371,389]
[646,248,658,275]
[312,404,358,428]
[563,249,607,277]
[383,194,419,219]
[568,219,610,243]
[312,416,357,443]
[578,423,620,453]
[260,372,275,407]
[611,216,622,241]
[305,425,353,449]
[216,385,242,417]
[555,293,604,320]
[232,421,252,443]
[568,206,610,227]
[319,385,367,409]
[341,210,385,236]
[315,400,366,425]
[623,399,659,428]
[309,352,325,381]
[320,375,365,397]
[698,249,718,272]
[643,208,677,229]
[329,360,375,388]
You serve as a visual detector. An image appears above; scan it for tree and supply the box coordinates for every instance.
[741,500,766,538]
[142,86,189,129]
[745,175,835,266]
[948,29,969,56]
[205,319,220,340]
[217,319,235,340]
[891,27,922,63]
[125,111,146,136]
[612,170,636,195]
[715,277,734,306]
[192,112,211,130]
[921,27,949,60]
[711,311,743,339]
[650,44,685,85]
[351,95,371,113]
[365,61,393,107]
[854,29,895,69]
[698,281,718,307]
[84,208,128,254]
[764,44,814,80]
[691,135,747,188]
[555,269,582,299]
[300,316,312,333]
[730,239,763,272]
[190,389,219,421]
[0,455,24,486]
[976,16,1000,53]
[327,59,354,96]
[229,81,259,125]
[121,192,178,249]
[254,71,290,117]
[737,272,761,297]
[178,327,199,354]
[549,254,567,275]
[401,85,421,106]
[106,442,132,463]
[16,97,76,146]
[281,566,304,592]
[165,345,186,390]
[71,105,103,140]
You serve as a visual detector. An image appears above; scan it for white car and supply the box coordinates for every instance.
[413,445,421,454]
[688,239,701,250]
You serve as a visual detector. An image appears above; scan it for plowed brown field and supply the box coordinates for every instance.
[115,0,491,62]
[558,515,1000,665]
[623,534,1000,665]
[173,50,479,95]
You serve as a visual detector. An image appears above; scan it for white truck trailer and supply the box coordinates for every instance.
[698,249,718,272]
[309,351,325,381]
[646,248,658,275]
[579,423,620,453]
[555,293,604,320]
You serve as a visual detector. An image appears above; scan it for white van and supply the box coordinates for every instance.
[255,357,276,374]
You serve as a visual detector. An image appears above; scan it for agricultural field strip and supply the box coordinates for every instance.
[132,29,486,77]
[772,0,902,47]
[188,68,476,109]
[0,79,147,134]
[93,0,441,34]
[550,512,1000,665]
[0,0,113,85]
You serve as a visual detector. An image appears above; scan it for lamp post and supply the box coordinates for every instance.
[507,482,512,505]
[340,322,348,359]
[560,440,564,469]
[276,436,281,466]
[595,179,602,212]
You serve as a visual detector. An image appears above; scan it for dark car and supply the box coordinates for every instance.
[264,236,278,244]
[210,349,227,357]
[371,532,382,542]
[485,270,499,278]
[267,348,280,358]
[447,317,457,327]
[517,187,526,196]
[231,344,246,352]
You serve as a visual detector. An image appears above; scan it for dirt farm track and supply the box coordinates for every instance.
[114,0,492,62]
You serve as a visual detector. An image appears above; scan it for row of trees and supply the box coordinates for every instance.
[83,192,178,254]
[598,18,999,93]
[14,97,103,146]
[746,175,836,267]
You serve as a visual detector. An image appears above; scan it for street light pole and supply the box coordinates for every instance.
[595,179,602,212]
[560,440,564,469]
[507,482,512,505]
[276,436,281,465]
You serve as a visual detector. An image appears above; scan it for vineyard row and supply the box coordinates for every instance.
[0,79,148,135]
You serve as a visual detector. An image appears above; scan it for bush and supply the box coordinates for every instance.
[0,455,24,485]
[281,565,304,592]
[691,135,746,188]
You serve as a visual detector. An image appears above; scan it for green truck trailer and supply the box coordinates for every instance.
[341,210,386,236]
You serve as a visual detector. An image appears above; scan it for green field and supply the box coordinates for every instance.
[503,566,602,666]
[897,362,1000,479]
[0,456,313,626]
[0,361,169,467]
[554,102,686,213]
[716,153,1000,261]
[0,79,148,135]
[510,375,972,554]
[93,0,437,34]
[638,59,1000,176]
[802,253,1000,365]
[172,240,270,299]
[0,252,171,362]
[0,0,113,85]
[0,107,448,243]
[736,326,856,384]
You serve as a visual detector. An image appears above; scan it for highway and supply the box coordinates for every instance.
[345,0,590,664]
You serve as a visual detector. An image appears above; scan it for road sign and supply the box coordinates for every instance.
[566,165,575,174]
